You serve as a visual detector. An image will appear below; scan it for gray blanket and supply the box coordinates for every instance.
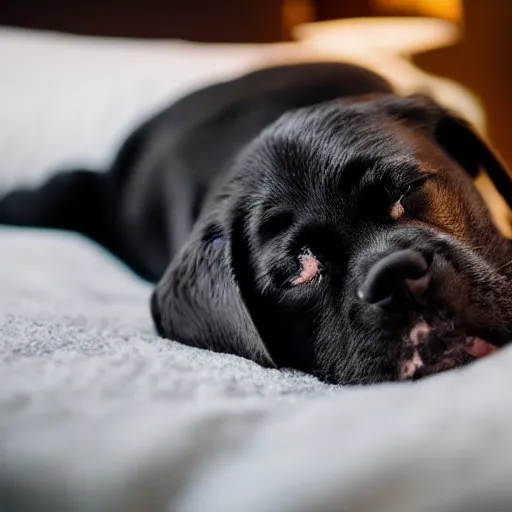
[2,226,512,512]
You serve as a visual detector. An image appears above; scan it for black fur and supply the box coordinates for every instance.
[2,62,512,384]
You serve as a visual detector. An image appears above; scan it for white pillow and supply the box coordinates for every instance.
[0,24,486,192]
[0,27,281,190]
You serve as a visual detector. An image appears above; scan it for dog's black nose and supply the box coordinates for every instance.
[358,249,431,306]
[150,291,166,337]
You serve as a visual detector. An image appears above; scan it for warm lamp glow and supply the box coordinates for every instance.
[294,17,460,56]
[292,16,485,135]
[373,0,462,22]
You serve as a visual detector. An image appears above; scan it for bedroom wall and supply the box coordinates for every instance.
[0,0,286,42]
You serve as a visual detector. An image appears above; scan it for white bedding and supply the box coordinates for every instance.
[2,26,512,512]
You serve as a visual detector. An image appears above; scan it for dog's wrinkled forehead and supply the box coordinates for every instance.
[247,100,422,203]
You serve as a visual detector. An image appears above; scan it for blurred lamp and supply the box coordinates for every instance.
[372,0,462,22]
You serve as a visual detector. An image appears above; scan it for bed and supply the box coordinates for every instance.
[2,26,512,512]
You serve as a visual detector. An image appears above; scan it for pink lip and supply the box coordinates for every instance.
[400,323,498,380]
[465,338,497,358]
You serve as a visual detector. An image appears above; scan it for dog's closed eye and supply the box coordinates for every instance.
[390,176,429,219]
[258,210,294,244]
[390,200,405,219]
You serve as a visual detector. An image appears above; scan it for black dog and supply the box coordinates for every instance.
[2,62,512,384]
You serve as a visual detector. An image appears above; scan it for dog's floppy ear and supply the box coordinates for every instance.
[153,223,276,368]
[228,197,320,374]
[436,110,512,210]
[385,94,512,210]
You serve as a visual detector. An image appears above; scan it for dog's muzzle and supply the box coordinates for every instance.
[357,248,498,380]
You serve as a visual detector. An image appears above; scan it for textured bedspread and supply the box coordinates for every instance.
[2,227,512,512]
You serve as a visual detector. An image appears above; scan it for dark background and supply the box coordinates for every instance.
[1,0,511,169]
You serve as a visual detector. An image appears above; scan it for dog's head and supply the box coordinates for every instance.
[151,94,512,385]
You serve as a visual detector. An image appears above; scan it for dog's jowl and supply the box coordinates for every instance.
[2,62,512,384]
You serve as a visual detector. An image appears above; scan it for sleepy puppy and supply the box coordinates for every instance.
[2,62,512,384]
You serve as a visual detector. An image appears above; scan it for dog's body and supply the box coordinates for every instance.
[2,62,512,384]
